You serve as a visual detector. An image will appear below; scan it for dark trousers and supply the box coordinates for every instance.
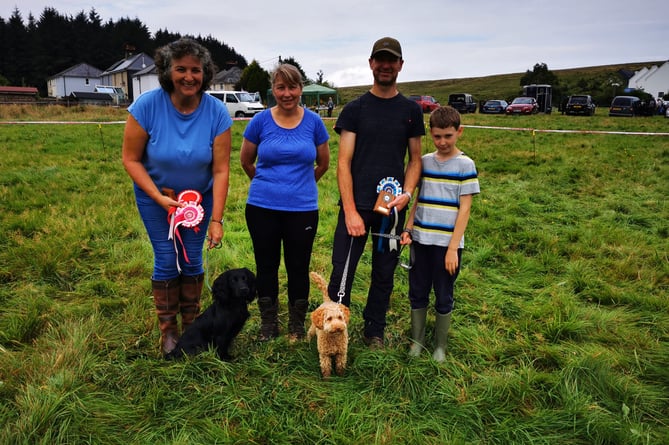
[408,243,462,314]
[245,204,318,304]
[327,207,405,338]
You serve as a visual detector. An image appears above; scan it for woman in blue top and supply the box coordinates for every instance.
[241,64,330,341]
[122,38,233,356]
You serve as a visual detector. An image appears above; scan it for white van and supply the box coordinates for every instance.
[206,91,265,118]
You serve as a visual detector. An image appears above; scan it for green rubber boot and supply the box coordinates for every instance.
[432,312,452,363]
[408,307,427,357]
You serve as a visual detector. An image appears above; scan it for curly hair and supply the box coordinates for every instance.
[154,37,217,93]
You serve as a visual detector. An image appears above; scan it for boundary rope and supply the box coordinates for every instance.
[2,120,668,136]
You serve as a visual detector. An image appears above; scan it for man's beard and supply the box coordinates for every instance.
[374,72,397,87]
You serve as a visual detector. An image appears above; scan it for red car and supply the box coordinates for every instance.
[505,97,539,115]
[408,95,440,113]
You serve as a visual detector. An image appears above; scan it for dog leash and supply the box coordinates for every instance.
[398,243,414,270]
[336,229,410,303]
[370,232,401,240]
[204,243,213,293]
[371,232,413,271]
[336,238,354,304]
[203,236,222,293]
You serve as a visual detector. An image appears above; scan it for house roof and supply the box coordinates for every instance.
[49,62,102,80]
[213,67,242,84]
[102,53,153,75]
[68,91,113,100]
[134,64,157,76]
[0,86,39,94]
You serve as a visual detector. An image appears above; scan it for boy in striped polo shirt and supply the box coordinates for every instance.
[400,106,480,362]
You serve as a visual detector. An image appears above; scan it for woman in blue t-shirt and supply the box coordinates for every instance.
[122,38,233,356]
[241,64,330,341]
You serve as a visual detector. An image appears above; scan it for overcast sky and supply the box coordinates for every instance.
[6,1,668,87]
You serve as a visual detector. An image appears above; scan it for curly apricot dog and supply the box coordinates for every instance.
[307,272,351,378]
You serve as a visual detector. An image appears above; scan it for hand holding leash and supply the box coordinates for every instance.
[400,228,413,245]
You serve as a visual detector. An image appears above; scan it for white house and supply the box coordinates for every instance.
[99,53,153,103]
[627,60,669,99]
[47,62,103,98]
[132,64,160,98]
[210,67,242,91]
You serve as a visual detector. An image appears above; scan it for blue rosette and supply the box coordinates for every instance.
[376,177,402,196]
[374,177,402,252]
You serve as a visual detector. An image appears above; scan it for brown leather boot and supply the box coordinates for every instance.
[257,297,279,340]
[180,273,203,333]
[152,277,181,356]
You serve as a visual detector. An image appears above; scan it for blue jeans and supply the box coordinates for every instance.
[135,186,212,280]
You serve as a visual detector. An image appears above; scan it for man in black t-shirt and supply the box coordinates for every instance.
[327,37,424,348]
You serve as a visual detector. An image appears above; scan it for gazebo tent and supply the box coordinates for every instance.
[302,84,338,107]
[267,83,338,107]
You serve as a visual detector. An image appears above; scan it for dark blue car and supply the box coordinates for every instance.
[481,100,508,114]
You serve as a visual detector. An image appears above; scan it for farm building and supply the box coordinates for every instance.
[47,63,103,99]
[627,60,669,99]
[0,86,39,103]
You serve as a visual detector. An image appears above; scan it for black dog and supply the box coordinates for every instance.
[165,268,256,361]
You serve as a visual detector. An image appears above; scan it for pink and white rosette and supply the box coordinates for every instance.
[168,189,205,272]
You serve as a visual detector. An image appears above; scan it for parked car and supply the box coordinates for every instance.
[481,99,508,114]
[608,96,640,117]
[249,91,262,103]
[565,95,596,116]
[206,90,265,117]
[448,93,477,113]
[408,95,440,113]
[505,97,539,114]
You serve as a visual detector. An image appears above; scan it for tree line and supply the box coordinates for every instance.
[0,7,249,96]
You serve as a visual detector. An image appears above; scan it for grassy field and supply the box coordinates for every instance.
[1,105,668,444]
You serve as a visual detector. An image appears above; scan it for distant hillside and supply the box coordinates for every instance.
[336,61,664,106]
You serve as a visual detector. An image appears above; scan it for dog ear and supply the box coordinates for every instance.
[340,305,351,324]
[211,270,230,304]
[311,307,324,329]
[243,268,257,300]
